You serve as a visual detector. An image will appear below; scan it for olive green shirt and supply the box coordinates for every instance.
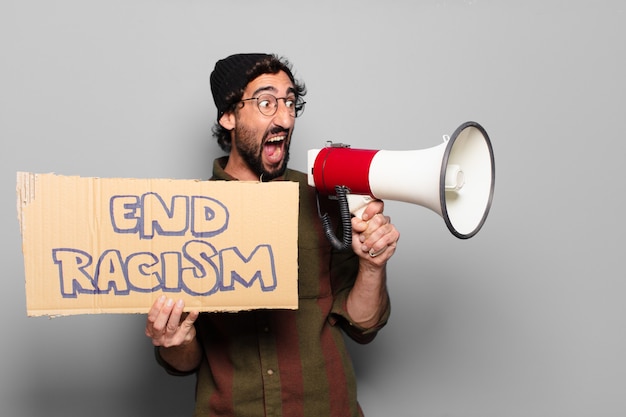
[156,157,390,417]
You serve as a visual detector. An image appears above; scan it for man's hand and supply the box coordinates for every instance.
[145,296,199,348]
[351,200,400,266]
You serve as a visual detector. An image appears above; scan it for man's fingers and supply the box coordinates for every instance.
[147,295,166,322]
[182,311,200,328]
[152,298,174,331]
[176,311,200,340]
[164,299,184,331]
[147,297,199,343]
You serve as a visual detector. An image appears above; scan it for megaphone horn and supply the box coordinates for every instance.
[307,121,495,248]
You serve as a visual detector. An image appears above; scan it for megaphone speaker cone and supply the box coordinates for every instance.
[441,121,495,239]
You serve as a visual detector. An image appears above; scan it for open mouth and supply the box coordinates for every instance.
[264,135,286,164]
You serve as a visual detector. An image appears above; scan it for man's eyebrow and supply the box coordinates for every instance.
[250,85,296,97]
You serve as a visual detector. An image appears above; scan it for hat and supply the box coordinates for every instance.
[210,53,272,120]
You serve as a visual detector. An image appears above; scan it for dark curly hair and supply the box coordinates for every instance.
[211,54,307,153]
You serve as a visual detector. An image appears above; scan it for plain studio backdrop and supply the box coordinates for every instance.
[1,1,624,416]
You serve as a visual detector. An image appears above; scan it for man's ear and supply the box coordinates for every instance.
[219,111,236,130]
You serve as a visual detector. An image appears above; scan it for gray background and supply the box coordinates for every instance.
[2,1,624,416]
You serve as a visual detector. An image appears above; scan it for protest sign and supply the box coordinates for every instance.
[16,172,299,317]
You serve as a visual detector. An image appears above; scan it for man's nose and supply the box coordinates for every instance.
[273,99,293,126]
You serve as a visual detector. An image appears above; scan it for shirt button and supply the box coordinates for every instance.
[267,369,274,376]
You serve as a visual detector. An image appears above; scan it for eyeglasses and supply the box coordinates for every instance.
[239,93,306,118]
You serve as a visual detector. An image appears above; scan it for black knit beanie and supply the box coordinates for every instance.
[210,53,272,121]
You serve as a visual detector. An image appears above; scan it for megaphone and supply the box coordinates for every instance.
[307,121,495,248]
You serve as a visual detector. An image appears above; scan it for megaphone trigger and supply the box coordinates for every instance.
[346,194,375,219]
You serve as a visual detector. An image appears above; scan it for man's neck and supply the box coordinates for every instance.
[223,153,259,181]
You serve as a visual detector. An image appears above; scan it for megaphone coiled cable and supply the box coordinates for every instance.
[316,185,352,251]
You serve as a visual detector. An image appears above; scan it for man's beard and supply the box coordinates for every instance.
[234,124,291,181]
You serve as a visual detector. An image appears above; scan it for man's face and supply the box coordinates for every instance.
[231,71,297,181]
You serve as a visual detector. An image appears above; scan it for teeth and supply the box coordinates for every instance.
[267,136,285,143]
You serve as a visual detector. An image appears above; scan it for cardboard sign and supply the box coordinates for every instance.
[16,172,299,317]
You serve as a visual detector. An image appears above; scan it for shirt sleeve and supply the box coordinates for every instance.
[153,346,198,377]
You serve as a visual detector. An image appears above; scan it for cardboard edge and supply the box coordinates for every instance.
[26,302,299,319]
[16,172,37,235]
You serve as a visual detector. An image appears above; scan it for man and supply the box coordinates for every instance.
[145,53,400,417]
